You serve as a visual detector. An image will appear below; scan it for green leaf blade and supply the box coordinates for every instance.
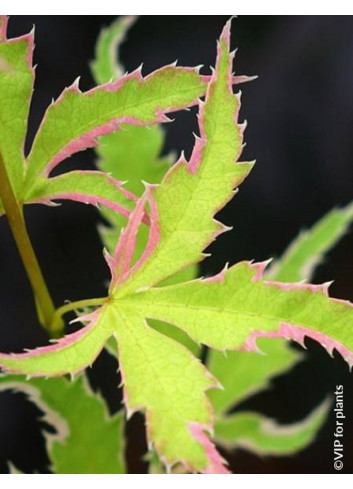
[0,306,114,377]
[0,16,34,194]
[214,401,329,456]
[113,22,253,297]
[2,17,349,475]
[0,374,125,473]
[97,124,172,196]
[267,204,353,283]
[207,338,301,416]
[91,16,136,85]
[122,261,353,368]
[113,306,227,473]
[25,171,138,220]
[25,65,208,187]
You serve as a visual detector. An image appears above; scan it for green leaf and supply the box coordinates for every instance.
[0,306,115,377]
[123,260,353,368]
[2,19,352,475]
[208,204,350,457]
[0,16,137,221]
[208,338,330,456]
[205,203,353,457]
[92,17,199,356]
[207,338,301,416]
[25,171,138,220]
[0,374,125,473]
[111,25,253,298]
[0,303,226,473]
[91,16,137,85]
[214,400,329,455]
[24,64,208,189]
[208,204,353,421]
[0,16,34,194]
[112,307,223,472]
[1,16,226,221]
[267,204,353,283]
[0,21,246,473]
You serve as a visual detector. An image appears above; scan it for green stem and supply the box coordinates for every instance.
[0,152,62,336]
[51,297,107,331]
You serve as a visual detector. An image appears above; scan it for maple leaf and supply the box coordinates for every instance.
[91,17,353,464]
[208,338,327,456]
[214,401,329,455]
[92,16,199,355]
[0,374,125,473]
[0,15,33,196]
[207,204,353,454]
[91,15,137,86]
[1,20,353,474]
[267,204,353,282]
[91,17,330,463]
[91,18,333,462]
[1,14,249,221]
[91,16,175,262]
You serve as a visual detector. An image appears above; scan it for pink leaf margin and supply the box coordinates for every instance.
[0,16,34,68]
[189,423,230,474]
[107,185,160,288]
[0,15,8,42]
[0,15,35,172]
[225,260,353,370]
[116,320,228,474]
[29,64,205,179]
[27,170,147,223]
[106,19,252,292]
[0,308,108,378]
[27,50,255,180]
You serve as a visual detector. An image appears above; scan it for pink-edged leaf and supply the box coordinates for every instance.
[24,63,215,188]
[109,19,254,297]
[24,170,142,222]
[122,260,353,369]
[0,306,114,378]
[106,186,159,288]
[0,20,245,473]
[3,18,349,475]
[111,307,229,473]
[0,15,34,193]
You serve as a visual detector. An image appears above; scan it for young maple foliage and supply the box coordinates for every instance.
[0,14,235,219]
[93,18,352,463]
[1,18,353,474]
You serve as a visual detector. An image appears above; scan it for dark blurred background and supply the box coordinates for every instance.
[0,15,352,474]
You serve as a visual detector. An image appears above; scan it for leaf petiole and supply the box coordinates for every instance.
[0,152,62,336]
[51,297,108,333]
